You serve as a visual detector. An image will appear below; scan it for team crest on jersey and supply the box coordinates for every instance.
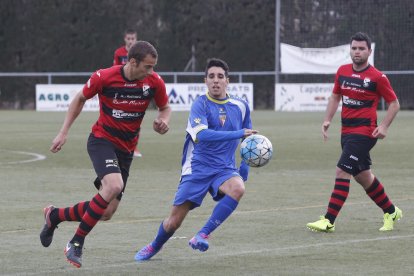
[363,78,371,87]
[143,84,150,96]
[219,108,226,126]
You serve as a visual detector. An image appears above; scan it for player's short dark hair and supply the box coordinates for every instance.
[128,41,158,63]
[351,32,372,49]
[205,58,229,77]
[124,29,137,36]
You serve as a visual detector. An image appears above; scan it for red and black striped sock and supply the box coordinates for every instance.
[365,177,395,214]
[49,201,89,226]
[325,178,350,224]
[70,193,109,245]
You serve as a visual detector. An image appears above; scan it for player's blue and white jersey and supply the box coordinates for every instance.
[181,93,252,176]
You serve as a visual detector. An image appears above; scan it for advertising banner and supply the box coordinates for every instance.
[166,83,253,111]
[275,83,341,111]
[36,83,253,111]
[280,43,375,74]
[36,84,99,111]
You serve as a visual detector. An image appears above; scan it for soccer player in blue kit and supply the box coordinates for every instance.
[135,58,257,261]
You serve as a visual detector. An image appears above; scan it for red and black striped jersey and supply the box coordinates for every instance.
[83,65,168,153]
[333,64,397,138]
[113,46,128,65]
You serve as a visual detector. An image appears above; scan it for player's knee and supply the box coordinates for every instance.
[232,185,245,199]
[335,167,350,179]
[230,183,245,200]
[104,182,123,197]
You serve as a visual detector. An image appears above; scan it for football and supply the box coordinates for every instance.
[240,134,273,167]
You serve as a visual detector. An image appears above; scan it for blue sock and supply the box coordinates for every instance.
[151,222,174,250]
[200,195,239,235]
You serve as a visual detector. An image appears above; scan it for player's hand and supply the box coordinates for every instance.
[153,118,169,134]
[50,132,67,153]
[322,121,330,142]
[243,129,258,137]
[372,125,387,139]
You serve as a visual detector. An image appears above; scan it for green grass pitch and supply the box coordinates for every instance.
[0,110,413,275]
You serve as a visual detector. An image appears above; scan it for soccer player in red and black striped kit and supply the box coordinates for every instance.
[113,29,143,157]
[113,29,137,66]
[307,32,402,233]
[40,41,171,268]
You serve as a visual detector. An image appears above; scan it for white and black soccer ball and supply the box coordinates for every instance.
[240,134,273,167]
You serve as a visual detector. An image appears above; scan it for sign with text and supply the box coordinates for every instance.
[275,83,341,111]
[36,83,253,111]
[36,84,99,111]
[166,83,253,111]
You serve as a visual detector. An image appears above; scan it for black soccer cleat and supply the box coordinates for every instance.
[64,241,83,268]
[39,205,57,247]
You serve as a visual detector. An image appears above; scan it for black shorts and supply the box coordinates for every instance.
[87,133,133,200]
[337,134,377,176]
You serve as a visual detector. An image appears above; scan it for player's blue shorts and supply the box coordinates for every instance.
[173,168,241,209]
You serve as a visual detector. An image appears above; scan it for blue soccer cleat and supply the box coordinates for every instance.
[189,232,209,252]
[134,244,161,261]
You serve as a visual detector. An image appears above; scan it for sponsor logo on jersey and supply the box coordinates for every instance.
[343,96,365,106]
[340,80,365,93]
[194,118,201,124]
[363,78,371,88]
[112,109,143,119]
[113,93,146,105]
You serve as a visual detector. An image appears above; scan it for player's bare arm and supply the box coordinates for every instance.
[372,99,400,139]
[153,104,172,134]
[322,93,341,141]
[50,91,87,153]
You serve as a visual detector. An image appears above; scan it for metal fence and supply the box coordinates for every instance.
[1,0,414,110]
[0,70,413,110]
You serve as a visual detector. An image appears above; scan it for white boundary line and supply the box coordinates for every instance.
[0,150,46,164]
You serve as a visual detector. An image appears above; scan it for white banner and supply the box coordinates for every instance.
[36,83,253,112]
[166,83,254,111]
[280,43,375,74]
[275,83,342,111]
[36,84,99,111]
